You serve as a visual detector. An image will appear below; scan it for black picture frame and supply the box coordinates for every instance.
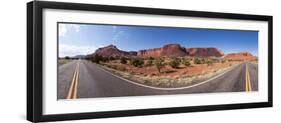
[27,1,273,122]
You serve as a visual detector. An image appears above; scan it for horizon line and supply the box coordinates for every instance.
[59,43,258,57]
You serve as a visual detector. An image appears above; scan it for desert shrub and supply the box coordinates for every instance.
[102,57,109,62]
[201,58,208,64]
[120,57,127,64]
[212,59,220,63]
[182,59,191,66]
[206,59,213,66]
[111,65,117,69]
[221,59,226,63]
[169,58,180,68]
[130,58,144,67]
[58,59,69,65]
[146,59,154,66]
[194,58,202,64]
[109,56,116,60]
[117,66,126,71]
[115,56,121,60]
[104,64,110,68]
[91,54,103,64]
[154,58,164,73]
[108,64,117,69]
[148,57,155,60]
[64,56,70,59]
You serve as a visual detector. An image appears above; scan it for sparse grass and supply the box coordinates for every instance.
[130,57,144,67]
[169,58,180,68]
[58,59,72,65]
[182,59,191,67]
[92,56,241,88]
[117,66,126,71]
[120,57,127,64]
[154,58,164,73]
[98,62,236,88]
[251,60,258,64]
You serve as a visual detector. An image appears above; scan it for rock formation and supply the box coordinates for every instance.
[224,52,257,61]
[186,48,224,57]
[89,44,226,58]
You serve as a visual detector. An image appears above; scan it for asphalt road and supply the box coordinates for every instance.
[58,60,258,99]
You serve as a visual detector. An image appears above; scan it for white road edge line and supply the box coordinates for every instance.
[94,62,242,91]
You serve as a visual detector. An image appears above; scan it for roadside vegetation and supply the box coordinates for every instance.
[89,55,234,75]
[88,55,240,88]
[58,57,74,65]
[154,58,164,73]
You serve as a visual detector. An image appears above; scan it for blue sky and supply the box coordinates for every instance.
[59,23,258,57]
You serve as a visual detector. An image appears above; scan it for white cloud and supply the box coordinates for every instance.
[98,45,105,48]
[112,25,124,43]
[69,24,80,32]
[112,31,124,42]
[59,24,80,37]
[112,26,117,30]
[59,43,97,57]
[59,24,67,37]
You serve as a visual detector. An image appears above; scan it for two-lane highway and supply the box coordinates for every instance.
[58,60,258,99]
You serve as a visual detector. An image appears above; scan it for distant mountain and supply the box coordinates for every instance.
[224,52,257,60]
[72,55,86,59]
[89,45,136,57]
[88,44,226,58]
[86,44,257,61]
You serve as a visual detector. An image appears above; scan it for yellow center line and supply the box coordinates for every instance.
[73,63,80,99]
[67,61,80,99]
[67,63,78,99]
[247,65,252,91]
[245,63,252,92]
[245,65,248,92]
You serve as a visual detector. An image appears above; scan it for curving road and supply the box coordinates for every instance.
[58,60,258,99]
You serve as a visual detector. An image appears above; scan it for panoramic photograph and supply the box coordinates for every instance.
[57,23,258,100]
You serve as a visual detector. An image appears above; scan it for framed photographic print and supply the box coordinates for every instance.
[27,1,273,122]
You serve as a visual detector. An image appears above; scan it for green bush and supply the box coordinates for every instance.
[106,64,117,69]
[182,60,191,66]
[154,58,164,73]
[117,66,126,71]
[201,58,208,64]
[194,58,202,64]
[91,54,102,64]
[120,57,127,64]
[109,56,116,60]
[130,58,144,67]
[146,59,154,66]
[206,60,213,66]
[102,57,109,62]
[148,57,155,60]
[169,58,180,68]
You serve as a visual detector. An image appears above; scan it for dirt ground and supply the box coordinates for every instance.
[103,60,237,79]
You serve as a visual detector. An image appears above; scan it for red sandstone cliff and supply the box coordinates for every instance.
[186,48,224,57]
[90,45,136,57]
[137,44,187,57]
[224,52,257,61]
[89,44,226,58]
